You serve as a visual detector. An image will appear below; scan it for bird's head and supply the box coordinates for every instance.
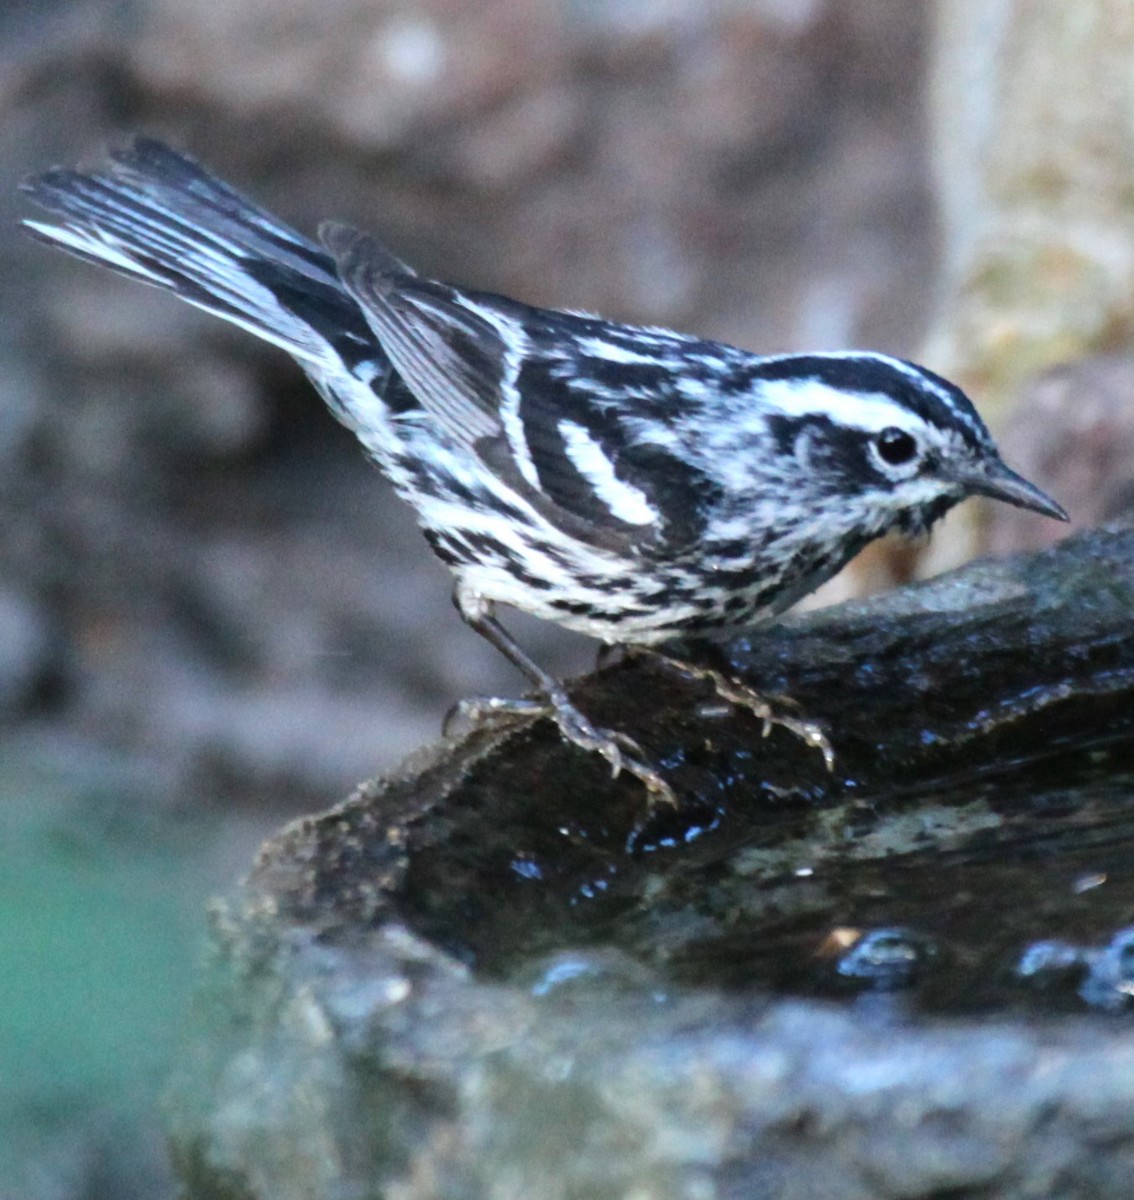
[741,352,1068,542]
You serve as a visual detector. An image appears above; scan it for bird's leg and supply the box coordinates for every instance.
[453,585,678,806]
[621,645,835,772]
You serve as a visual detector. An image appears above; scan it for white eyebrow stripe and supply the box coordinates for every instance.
[756,378,928,434]
[557,419,658,526]
[753,351,986,440]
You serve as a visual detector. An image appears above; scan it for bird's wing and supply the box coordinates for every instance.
[323,222,719,544]
[322,222,505,447]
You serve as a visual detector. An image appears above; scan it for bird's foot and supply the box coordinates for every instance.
[628,648,835,772]
[444,694,549,736]
[445,689,677,807]
[545,687,678,807]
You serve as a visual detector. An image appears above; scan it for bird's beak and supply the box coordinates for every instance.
[948,458,1069,522]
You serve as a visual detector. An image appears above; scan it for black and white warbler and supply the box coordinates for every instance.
[21,138,1068,803]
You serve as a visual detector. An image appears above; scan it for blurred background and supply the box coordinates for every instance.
[3,0,1126,1196]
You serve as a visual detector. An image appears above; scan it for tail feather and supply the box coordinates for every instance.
[21,137,374,368]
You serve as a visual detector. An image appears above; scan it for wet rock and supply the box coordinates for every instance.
[169,523,1134,1199]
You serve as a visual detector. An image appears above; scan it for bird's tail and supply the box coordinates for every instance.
[21,137,374,370]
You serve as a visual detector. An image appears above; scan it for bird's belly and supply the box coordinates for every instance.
[419,478,858,645]
[453,546,798,645]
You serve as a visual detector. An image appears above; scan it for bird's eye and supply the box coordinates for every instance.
[876,427,918,466]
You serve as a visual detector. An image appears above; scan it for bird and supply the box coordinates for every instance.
[21,137,1069,804]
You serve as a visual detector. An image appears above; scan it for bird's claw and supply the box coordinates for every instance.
[446,689,679,806]
[634,651,836,773]
[709,674,835,772]
[547,691,679,807]
[443,694,549,737]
